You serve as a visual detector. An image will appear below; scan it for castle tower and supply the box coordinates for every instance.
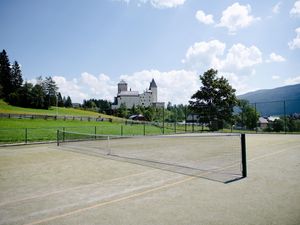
[118,80,127,94]
[149,78,157,103]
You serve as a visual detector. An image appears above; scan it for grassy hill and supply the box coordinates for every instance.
[0,100,167,143]
[0,99,115,118]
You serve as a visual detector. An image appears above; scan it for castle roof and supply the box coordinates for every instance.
[118,91,139,96]
[119,80,127,84]
[149,79,157,89]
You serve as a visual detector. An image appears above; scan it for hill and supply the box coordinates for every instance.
[238,84,300,116]
[0,99,115,119]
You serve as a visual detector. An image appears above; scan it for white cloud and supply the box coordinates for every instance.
[219,72,251,94]
[53,76,89,103]
[53,73,116,103]
[116,0,185,8]
[150,0,185,8]
[288,27,300,49]
[80,72,116,100]
[222,44,262,71]
[182,40,263,95]
[272,2,281,14]
[266,52,286,62]
[217,2,260,34]
[120,70,199,104]
[290,1,300,16]
[52,70,199,105]
[183,40,262,72]
[195,10,214,25]
[284,76,300,85]
[272,75,280,80]
[182,40,225,70]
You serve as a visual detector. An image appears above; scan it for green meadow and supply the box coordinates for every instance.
[0,100,202,144]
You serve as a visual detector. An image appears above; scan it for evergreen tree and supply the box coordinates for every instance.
[57,92,64,107]
[64,96,72,107]
[189,69,237,130]
[31,84,47,109]
[44,76,58,106]
[0,50,12,99]
[11,61,23,92]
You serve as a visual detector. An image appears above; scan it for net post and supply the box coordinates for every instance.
[241,133,247,177]
[57,130,60,146]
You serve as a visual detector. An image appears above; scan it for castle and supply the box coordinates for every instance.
[111,79,164,109]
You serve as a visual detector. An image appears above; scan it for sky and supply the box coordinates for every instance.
[0,0,300,104]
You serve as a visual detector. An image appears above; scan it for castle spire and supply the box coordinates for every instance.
[149,78,157,89]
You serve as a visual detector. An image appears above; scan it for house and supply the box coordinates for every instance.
[258,117,269,129]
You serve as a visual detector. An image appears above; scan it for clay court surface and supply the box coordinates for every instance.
[0,134,299,225]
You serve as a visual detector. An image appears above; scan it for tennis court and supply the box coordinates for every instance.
[0,133,299,225]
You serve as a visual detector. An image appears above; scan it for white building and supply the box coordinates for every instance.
[111,79,164,109]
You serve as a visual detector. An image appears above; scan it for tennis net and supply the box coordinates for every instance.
[57,131,246,183]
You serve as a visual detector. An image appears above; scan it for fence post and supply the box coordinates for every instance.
[63,127,65,142]
[174,121,176,133]
[162,107,165,135]
[284,100,287,134]
[255,103,258,133]
[121,125,123,136]
[57,130,60,146]
[185,106,187,132]
[143,122,146,136]
[192,114,195,133]
[94,126,97,139]
[25,128,28,144]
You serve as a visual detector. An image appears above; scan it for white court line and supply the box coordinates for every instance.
[0,169,158,207]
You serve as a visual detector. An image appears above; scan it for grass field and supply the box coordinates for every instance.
[0,118,175,143]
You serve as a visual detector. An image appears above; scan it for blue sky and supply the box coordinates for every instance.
[0,0,300,104]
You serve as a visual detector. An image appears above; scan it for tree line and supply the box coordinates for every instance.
[0,49,72,109]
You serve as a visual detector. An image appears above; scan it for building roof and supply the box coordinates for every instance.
[258,117,268,124]
[118,91,139,96]
[119,80,127,84]
[149,78,157,89]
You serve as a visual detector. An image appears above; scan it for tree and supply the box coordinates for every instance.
[237,99,259,129]
[189,69,237,130]
[272,119,284,132]
[11,61,23,92]
[43,76,58,106]
[57,92,64,107]
[31,83,47,109]
[117,103,128,118]
[64,96,73,107]
[130,104,137,115]
[8,82,35,108]
[144,107,155,121]
[0,50,12,99]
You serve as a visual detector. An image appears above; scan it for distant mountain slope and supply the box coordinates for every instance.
[238,84,300,116]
